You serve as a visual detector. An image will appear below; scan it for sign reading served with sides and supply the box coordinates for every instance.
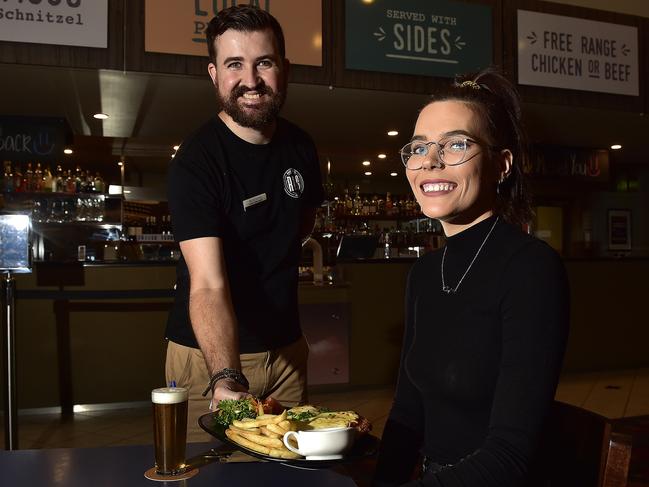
[0,0,108,48]
[517,10,639,96]
[145,0,322,67]
[345,0,492,78]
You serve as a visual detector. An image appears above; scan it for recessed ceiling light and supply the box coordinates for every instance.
[390,172,398,177]
[362,160,371,166]
[364,171,372,176]
[117,161,123,167]
[63,148,73,155]
[93,113,109,119]
[610,144,622,150]
[378,153,387,159]
[171,154,175,158]
[362,0,374,4]
[173,145,180,151]
[387,130,399,136]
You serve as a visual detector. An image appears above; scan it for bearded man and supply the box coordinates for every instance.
[166,5,323,441]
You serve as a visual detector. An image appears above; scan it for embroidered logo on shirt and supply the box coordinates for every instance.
[283,168,304,199]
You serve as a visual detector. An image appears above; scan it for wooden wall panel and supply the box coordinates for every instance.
[502,0,645,113]
[0,0,124,70]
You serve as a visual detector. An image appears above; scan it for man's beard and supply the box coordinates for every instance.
[218,82,285,130]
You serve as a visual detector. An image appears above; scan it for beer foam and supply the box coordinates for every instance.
[151,387,188,404]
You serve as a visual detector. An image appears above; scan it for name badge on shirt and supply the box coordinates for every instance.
[242,193,267,211]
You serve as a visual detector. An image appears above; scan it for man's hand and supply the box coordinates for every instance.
[210,378,251,411]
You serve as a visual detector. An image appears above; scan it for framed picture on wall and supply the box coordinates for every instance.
[608,209,632,251]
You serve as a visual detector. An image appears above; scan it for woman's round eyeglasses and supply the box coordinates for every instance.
[399,137,494,170]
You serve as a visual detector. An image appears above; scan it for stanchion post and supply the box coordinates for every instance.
[2,272,18,450]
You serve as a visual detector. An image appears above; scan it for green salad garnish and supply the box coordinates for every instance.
[215,398,257,427]
[286,406,329,422]
[287,410,318,422]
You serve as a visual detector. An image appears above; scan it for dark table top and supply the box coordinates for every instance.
[0,442,360,487]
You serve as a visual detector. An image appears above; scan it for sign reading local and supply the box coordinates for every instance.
[0,0,108,48]
[145,0,322,67]
[345,0,492,78]
[517,10,638,96]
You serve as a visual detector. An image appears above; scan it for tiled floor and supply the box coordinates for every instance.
[555,367,649,419]
[3,367,649,450]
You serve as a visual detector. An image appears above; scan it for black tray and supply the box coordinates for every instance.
[198,412,379,469]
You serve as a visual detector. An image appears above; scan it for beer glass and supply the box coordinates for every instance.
[152,387,188,475]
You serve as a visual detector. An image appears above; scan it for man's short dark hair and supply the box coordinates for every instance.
[206,5,286,64]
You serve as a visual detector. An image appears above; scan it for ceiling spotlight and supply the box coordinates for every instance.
[364,171,372,176]
[362,160,371,166]
[387,130,399,136]
[378,153,387,159]
[171,154,175,158]
[362,0,374,4]
[93,113,109,119]
[63,148,73,155]
[610,144,622,150]
[390,172,398,177]
[117,161,123,167]
[173,145,180,151]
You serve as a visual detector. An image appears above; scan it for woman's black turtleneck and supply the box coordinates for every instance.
[374,215,569,486]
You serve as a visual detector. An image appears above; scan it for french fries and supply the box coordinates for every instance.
[225,410,301,459]
[232,409,287,429]
[229,424,260,435]
[260,426,281,439]
[265,423,288,436]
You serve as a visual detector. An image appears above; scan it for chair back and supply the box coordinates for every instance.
[543,401,631,487]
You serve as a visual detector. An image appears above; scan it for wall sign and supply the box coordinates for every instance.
[0,116,68,162]
[526,146,609,183]
[345,0,492,78]
[145,0,322,67]
[608,209,631,251]
[0,0,108,48]
[518,10,639,96]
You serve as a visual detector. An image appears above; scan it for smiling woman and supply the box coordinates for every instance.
[372,68,570,487]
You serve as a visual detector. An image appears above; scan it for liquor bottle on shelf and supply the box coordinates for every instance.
[2,162,12,193]
[14,165,24,192]
[82,170,92,193]
[94,172,105,193]
[369,195,378,216]
[42,166,53,192]
[74,166,83,193]
[377,194,385,216]
[25,162,34,191]
[64,170,74,193]
[352,185,361,216]
[344,188,353,216]
[54,165,63,192]
[385,192,393,216]
[34,163,43,191]
[361,195,370,216]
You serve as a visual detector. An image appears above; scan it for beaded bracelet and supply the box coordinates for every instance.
[201,368,249,397]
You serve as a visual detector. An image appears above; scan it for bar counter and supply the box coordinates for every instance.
[5,256,649,412]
